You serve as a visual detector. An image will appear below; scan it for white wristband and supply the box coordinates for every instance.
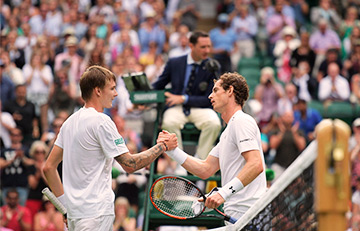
[218,177,244,201]
[57,194,67,208]
[165,147,188,165]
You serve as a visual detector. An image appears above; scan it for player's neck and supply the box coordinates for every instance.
[221,104,242,124]
[84,101,104,112]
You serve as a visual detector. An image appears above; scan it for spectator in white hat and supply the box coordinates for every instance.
[273,26,301,83]
[54,36,86,85]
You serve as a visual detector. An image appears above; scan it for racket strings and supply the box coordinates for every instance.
[151,178,202,218]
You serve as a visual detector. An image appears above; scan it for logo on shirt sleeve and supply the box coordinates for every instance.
[239,138,253,143]
[114,138,124,146]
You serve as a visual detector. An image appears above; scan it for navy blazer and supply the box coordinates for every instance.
[152,55,217,108]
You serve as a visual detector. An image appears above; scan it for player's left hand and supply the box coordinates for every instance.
[204,192,225,209]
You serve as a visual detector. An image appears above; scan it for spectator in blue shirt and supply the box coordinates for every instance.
[209,13,237,73]
[138,12,166,54]
[229,3,258,71]
[0,59,15,105]
[293,98,322,143]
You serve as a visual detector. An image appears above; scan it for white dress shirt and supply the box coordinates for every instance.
[318,75,350,101]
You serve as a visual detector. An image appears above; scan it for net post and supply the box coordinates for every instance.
[315,119,351,231]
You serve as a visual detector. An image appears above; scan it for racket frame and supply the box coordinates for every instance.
[149,175,235,223]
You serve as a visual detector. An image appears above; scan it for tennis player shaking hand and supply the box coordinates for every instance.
[158,72,267,224]
[43,65,177,231]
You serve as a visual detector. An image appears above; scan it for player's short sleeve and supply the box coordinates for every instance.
[97,119,129,159]
[54,125,64,149]
[232,117,260,154]
[209,143,220,158]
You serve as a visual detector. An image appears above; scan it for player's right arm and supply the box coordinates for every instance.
[181,155,219,179]
[43,145,64,197]
[157,130,220,179]
[115,134,177,173]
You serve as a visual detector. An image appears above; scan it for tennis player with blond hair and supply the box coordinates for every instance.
[43,65,177,230]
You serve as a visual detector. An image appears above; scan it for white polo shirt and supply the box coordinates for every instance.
[210,110,267,215]
[55,107,129,219]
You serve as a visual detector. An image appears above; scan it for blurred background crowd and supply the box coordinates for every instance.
[0,0,360,230]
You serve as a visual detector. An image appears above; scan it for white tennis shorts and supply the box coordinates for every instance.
[67,215,115,231]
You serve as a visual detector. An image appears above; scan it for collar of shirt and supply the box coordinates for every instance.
[187,53,202,66]
[293,74,309,84]
[328,75,342,83]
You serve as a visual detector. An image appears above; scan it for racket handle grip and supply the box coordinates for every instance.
[42,187,67,217]
[225,215,238,224]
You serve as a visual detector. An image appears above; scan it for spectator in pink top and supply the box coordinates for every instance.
[0,189,32,231]
[54,36,85,84]
[254,67,285,128]
[33,198,64,231]
[309,19,341,55]
[266,1,296,57]
[309,18,341,77]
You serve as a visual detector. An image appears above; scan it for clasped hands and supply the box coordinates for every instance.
[157,130,178,152]
[157,131,225,209]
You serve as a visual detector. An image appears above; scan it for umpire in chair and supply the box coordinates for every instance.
[153,30,222,164]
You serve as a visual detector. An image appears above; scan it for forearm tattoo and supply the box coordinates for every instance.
[115,143,165,171]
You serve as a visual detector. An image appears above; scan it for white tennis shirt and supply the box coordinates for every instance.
[55,107,129,219]
[209,110,267,215]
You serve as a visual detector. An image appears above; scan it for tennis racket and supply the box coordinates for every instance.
[42,187,67,217]
[149,175,238,224]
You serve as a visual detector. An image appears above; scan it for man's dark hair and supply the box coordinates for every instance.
[15,84,27,90]
[6,188,19,198]
[296,98,307,105]
[217,72,249,107]
[79,65,116,101]
[327,48,338,55]
[10,127,23,136]
[189,30,209,45]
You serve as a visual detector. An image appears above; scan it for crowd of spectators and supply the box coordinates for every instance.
[0,0,360,230]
